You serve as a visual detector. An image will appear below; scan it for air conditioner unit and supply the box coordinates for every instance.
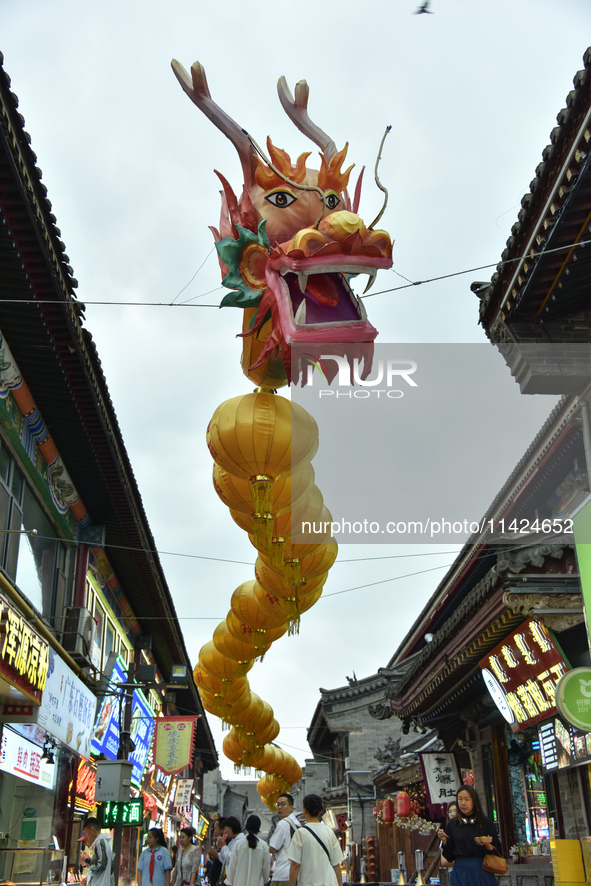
[62,607,97,667]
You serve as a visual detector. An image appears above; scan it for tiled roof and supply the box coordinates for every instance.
[0,54,217,769]
[477,47,591,334]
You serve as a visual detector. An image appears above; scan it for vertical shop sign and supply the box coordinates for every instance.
[419,752,461,815]
[153,717,197,775]
[174,778,194,807]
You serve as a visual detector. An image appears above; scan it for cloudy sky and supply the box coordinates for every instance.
[2,0,590,778]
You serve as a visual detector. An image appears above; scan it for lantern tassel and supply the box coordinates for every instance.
[253,513,274,551]
[270,537,285,569]
[250,475,273,513]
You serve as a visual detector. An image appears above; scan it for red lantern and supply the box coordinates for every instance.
[373,806,381,818]
[396,790,411,819]
[382,798,395,823]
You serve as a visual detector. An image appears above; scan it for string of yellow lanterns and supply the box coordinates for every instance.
[194,389,338,809]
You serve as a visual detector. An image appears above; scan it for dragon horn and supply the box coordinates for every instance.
[277,76,337,163]
[171,59,258,188]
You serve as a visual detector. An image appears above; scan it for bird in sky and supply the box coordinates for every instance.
[414,1,433,13]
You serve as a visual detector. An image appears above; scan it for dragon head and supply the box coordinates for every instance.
[172,61,393,387]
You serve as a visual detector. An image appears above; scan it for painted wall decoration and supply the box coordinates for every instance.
[172,59,393,806]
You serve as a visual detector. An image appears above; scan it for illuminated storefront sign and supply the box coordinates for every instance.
[0,726,56,789]
[98,798,143,827]
[91,656,155,788]
[75,759,97,811]
[538,717,591,771]
[0,649,97,759]
[479,618,569,732]
[0,593,49,703]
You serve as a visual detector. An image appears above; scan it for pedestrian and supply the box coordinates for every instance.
[219,818,246,886]
[269,794,300,886]
[209,819,226,886]
[172,828,201,886]
[287,794,343,886]
[78,818,114,886]
[137,829,173,886]
[440,786,502,885]
[227,815,270,886]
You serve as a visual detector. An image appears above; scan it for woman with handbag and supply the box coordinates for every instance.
[287,794,343,886]
[172,828,201,886]
[226,816,270,886]
[440,786,505,884]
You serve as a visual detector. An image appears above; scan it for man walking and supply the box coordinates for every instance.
[269,794,300,886]
[79,818,114,886]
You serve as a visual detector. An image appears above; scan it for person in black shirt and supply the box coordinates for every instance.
[440,786,502,885]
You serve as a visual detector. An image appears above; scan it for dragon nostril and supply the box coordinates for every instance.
[318,211,365,242]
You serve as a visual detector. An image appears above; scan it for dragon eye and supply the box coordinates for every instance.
[325,193,341,210]
[265,191,297,208]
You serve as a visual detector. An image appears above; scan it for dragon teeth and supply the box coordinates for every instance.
[356,296,368,321]
[298,274,308,294]
[294,300,307,326]
[363,271,377,294]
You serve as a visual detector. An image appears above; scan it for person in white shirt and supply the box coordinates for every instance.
[287,795,343,886]
[219,817,246,886]
[269,793,300,886]
[227,815,270,886]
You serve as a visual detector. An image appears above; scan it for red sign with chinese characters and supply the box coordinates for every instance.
[0,593,48,704]
[479,618,570,732]
[75,759,97,811]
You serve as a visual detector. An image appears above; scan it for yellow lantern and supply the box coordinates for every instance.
[198,640,254,681]
[213,621,269,663]
[206,392,318,483]
[230,580,288,630]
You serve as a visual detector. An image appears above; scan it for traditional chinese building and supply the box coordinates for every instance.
[0,52,217,885]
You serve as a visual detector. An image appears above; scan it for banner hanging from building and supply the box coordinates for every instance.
[419,752,461,816]
[174,778,194,807]
[153,717,197,775]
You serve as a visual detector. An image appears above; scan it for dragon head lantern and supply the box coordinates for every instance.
[172,60,393,387]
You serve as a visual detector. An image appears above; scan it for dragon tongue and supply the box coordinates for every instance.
[306,273,340,306]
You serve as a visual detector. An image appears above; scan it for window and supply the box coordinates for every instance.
[0,439,74,625]
[86,576,131,675]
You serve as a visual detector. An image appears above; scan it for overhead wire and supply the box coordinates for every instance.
[3,235,590,309]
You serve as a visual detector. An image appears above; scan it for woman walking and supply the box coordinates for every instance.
[226,816,270,886]
[287,794,343,886]
[440,786,503,885]
[172,828,201,886]
[137,829,172,886]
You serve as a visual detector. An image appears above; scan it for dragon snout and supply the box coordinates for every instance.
[319,210,366,242]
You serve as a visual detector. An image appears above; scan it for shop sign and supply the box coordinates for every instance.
[0,726,56,789]
[194,813,208,842]
[174,778,193,807]
[75,759,97,811]
[91,656,155,788]
[98,798,143,827]
[479,618,569,732]
[0,651,97,760]
[153,717,197,775]
[419,753,461,806]
[0,592,49,703]
[555,667,591,731]
[538,716,591,771]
